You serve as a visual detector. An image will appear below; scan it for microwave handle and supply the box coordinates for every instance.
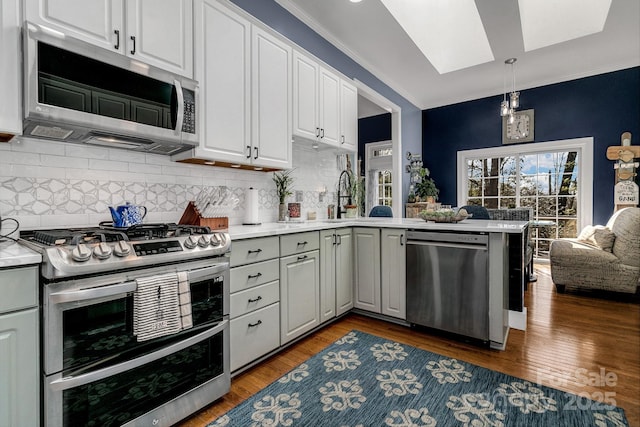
[50,281,137,304]
[174,79,185,135]
[49,319,228,391]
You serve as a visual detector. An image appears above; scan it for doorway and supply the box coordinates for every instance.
[353,80,402,217]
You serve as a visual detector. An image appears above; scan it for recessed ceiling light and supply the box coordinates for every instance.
[350,0,363,3]
[204,161,215,165]
[231,164,241,168]
[254,167,264,171]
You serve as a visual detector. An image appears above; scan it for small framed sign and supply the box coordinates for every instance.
[503,109,535,144]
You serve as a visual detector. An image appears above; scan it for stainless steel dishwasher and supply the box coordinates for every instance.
[406,230,489,342]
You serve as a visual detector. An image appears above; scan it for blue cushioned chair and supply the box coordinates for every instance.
[459,205,490,220]
[369,205,393,217]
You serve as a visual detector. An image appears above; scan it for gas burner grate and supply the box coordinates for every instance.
[98,222,212,240]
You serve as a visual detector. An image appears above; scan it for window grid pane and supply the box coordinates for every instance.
[465,150,579,259]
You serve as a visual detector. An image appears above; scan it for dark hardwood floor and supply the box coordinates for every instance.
[178,264,640,427]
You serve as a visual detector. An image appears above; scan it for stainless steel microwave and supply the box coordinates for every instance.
[22,22,199,155]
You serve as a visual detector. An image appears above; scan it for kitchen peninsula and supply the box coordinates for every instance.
[226,217,528,374]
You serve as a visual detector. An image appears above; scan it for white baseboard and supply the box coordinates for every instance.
[509,307,527,331]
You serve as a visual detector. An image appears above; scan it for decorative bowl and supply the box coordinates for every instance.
[418,209,471,223]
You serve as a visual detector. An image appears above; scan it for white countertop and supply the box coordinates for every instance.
[0,239,42,268]
[228,218,528,240]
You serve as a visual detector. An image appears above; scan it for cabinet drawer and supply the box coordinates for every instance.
[230,236,279,267]
[0,266,38,314]
[230,303,280,372]
[230,259,279,293]
[280,231,319,257]
[230,281,279,318]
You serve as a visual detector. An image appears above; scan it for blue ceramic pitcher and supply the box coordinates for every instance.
[109,203,147,228]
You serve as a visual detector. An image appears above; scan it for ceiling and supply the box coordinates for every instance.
[275,0,640,111]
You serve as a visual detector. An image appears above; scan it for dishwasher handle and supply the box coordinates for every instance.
[406,240,487,251]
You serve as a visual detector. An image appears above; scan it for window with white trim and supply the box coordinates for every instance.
[457,138,594,258]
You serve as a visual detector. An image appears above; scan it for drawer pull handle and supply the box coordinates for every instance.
[297,255,308,261]
[297,241,308,246]
[248,320,262,328]
[247,272,263,279]
[247,249,263,254]
[248,296,263,303]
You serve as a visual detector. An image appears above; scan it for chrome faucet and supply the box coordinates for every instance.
[337,170,352,219]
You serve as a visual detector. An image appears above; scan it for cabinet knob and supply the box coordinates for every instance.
[247,272,263,279]
[297,255,308,261]
[247,248,263,254]
[130,36,136,55]
[114,30,120,50]
[247,296,263,303]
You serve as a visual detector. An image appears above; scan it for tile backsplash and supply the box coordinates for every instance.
[0,137,344,235]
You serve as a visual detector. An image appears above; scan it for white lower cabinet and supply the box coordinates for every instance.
[353,227,406,319]
[0,266,39,427]
[230,303,280,372]
[320,228,353,323]
[353,227,381,312]
[381,228,406,319]
[280,236,320,344]
[229,236,280,372]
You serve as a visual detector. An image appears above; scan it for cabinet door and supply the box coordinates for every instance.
[381,228,406,319]
[127,0,194,77]
[0,309,39,427]
[318,67,341,146]
[252,27,292,169]
[340,79,358,151]
[280,250,320,344]
[25,0,124,53]
[319,230,336,323]
[292,50,320,141]
[353,227,381,312]
[335,228,354,315]
[0,0,22,137]
[195,0,251,163]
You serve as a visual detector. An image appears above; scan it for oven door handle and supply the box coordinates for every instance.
[50,281,137,303]
[49,320,228,391]
[49,264,228,304]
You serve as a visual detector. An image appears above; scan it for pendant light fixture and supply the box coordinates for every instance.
[500,58,519,124]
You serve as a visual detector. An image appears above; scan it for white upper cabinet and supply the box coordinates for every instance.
[0,0,22,138]
[251,26,292,169]
[25,0,193,78]
[125,0,193,77]
[293,49,355,152]
[175,0,291,169]
[340,79,358,151]
[192,0,251,164]
[292,51,319,141]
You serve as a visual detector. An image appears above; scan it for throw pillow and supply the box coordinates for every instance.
[577,225,616,252]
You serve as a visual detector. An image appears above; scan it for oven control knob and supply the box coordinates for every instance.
[184,235,198,249]
[71,244,92,262]
[197,236,210,248]
[113,241,131,257]
[210,233,221,247]
[93,242,113,260]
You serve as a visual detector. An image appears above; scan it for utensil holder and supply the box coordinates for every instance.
[178,201,228,230]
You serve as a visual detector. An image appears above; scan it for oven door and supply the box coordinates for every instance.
[45,319,229,427]
[43,261,229,376]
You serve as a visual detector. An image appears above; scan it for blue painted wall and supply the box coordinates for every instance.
[423,67,640,224]
[358,113,392,176]
[229,0,422,201]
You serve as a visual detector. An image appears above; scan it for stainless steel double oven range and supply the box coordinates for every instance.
[20,223,231,427]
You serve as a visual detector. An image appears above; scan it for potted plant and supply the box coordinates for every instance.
[415,167,439,202]
[272,169,294,221]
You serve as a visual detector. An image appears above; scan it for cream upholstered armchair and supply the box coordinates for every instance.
[549,207,640,293]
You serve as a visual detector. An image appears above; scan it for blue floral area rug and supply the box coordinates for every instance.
[210,330,628,426]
